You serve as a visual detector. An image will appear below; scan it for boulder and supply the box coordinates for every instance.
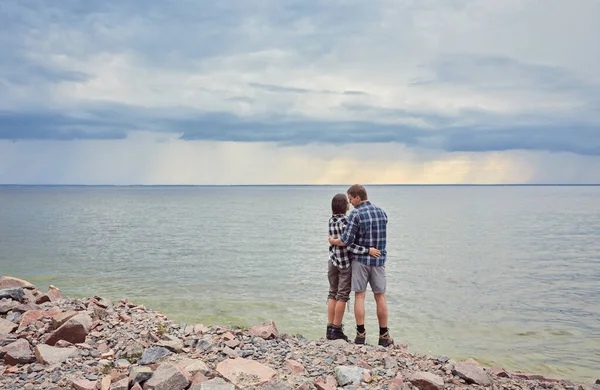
[453,362,492,386]
[45,313,92,345]
[0,276,35,290]
[407,371,445,390]
[0,318,18,335]
[334,366,369,387]
[1,338,35,365]
[0,287,25,302]
[142,363,189,390]
[216,357,277,387]
[249,320,279,340]
[34,344,78,365]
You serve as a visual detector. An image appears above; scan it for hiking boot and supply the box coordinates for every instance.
[326,325,333,340]
[355,328,366,344]
[378,330,394,347]
[330,325,349,341]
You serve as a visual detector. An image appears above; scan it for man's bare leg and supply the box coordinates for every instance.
[354,292,366,325]
[374,292,388,327]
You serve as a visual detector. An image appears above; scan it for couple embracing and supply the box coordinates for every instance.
[326,184,393,347]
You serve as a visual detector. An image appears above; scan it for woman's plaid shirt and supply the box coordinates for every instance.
[329,214,369,269]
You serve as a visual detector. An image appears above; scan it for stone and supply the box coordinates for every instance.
[142,363,189,390]
[216,357,277,387]
[18,309,62,331]
[110,378,129,390]
[138,346,172,365]
[191,377,235,390]
[0,318,18,335]
[100,375,112,390]
[453,362,492,386]
[179,360,210,376]
[0,276,36,290]
[0,288,24,303]
[45,313,93,346]
[314,375,337,390]
[130,366,153,385]
[72,377,99,390]
[260,381,293,390]
[0,299,19,314]
[487,366,510,377]
[34,344,78,365]
[249,320,279,340]
[407,371,445,390]
[334,366,369,387]
[155,334,184,353]
[1,338,35,365]
[285,359,306,374]
[52,311,79,329]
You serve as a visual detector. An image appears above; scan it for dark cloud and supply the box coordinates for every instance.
[1,105,599,155]
[1,1,599,157]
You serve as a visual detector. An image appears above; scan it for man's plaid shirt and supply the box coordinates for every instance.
[341,201,388,266]
[329,214,369,269]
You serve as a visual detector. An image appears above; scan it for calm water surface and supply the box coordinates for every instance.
[1,185,599,382]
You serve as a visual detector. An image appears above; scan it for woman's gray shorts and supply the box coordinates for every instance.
[351,260,386,293]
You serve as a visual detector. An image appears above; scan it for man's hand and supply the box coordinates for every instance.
[369,247,381,257]
[329,236,344,246]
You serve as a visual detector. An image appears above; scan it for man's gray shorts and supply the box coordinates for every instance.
[351,260,386,293]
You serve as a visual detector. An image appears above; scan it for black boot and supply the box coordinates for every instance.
[326,324,334,340]
[330,325,349,341]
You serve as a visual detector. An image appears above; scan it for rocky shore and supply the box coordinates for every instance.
[1,275,599,390]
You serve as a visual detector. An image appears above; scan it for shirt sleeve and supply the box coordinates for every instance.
[341,211,359,246]
[341,216,368,254]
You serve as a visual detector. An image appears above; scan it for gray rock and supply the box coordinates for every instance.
[138,346,172,365]
[453,363,492,386]
[383,357,398,369]
[334,366,369,387]
[191,377,235,390]
[0,288,25,303]
[129,366,153,384]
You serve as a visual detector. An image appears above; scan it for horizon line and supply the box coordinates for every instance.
[1,183,600,187]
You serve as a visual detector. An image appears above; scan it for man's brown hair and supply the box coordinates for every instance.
[347,184,368,201]
[331,193,348,214]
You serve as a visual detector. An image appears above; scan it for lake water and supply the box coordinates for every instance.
[1,185,599,382]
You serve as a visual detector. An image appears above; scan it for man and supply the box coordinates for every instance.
[329,184,393,347]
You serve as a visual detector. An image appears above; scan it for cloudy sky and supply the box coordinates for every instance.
[1,0,599,184]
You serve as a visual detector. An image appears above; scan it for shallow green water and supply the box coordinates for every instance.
[1,185,599,382]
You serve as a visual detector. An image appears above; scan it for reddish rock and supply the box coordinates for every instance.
[285,359,306,374]
[34,344,78,365]
[142,363,189,390]
[249,320,279,340]
[1,338,35,365]
[407,371,445,390]
[193,324,209,335]
[487,367,510,378]
[0,318,18,335]
[100,375,112,390]
[55,340,74,348]
[45,313,92,346]
[314,375,337,390]
[216,357,277,387]
[72,377,98,390]
[18,309,62,331]
[0,276,35,290]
